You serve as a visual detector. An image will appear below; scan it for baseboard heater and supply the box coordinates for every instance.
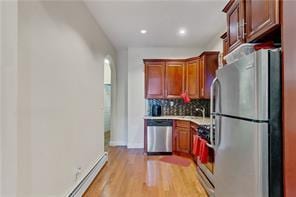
[68,152,108,197]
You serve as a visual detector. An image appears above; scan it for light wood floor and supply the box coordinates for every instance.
[83,147,207,197]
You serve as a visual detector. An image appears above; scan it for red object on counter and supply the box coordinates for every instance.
[199,139,209,163]
[192,135,200,156]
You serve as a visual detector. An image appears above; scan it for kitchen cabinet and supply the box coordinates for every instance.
[176,127,190,154]
[245,0,280,42]
[223,0,280,52]
[144,61,165,99]
[174,120,191,155]
[283,1,296,196]
[220,32,228,64]
[165,61,186,98]
[223,0,245,52]
[186,58,200,99]
[199,52,219,99]
[144,53,218,99]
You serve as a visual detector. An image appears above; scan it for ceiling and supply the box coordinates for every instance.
[84,1,227,50]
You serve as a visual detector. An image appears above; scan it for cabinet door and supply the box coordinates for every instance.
[186,59,200,99]
[199,53,219,99]
[227,0,245,52]
[165,61,185,98]
[145,61,165,98]
[245,0,280,42]
[176,127,190,153]
[199,56,206,98]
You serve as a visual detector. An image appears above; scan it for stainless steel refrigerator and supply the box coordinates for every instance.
[210,49,282,197]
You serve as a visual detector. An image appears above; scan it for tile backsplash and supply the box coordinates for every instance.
[146,99,210,117]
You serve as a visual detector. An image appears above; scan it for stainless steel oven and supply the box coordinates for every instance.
[196,125,215,196]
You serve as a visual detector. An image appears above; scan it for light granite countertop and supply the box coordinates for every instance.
[143,115,211,125]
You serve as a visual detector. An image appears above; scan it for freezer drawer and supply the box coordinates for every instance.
[216,50,269,120]
[214,116,268,197]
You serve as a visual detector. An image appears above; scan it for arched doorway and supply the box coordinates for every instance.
[104,58,112,151]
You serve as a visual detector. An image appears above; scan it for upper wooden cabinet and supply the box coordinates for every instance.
[199,52,219,99]
[144,61,165,99]
[144,53,218,99]
[223,0,245,53]
[245,0,280,42]
[186,58,200,99]
[223,0,280,52]
[165,61,186,98]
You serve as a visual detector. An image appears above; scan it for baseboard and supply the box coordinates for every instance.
[67,152,108,197]
[127,143,144,149]
[109,140,127,146]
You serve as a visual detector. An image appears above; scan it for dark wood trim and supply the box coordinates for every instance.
[144,57,200,63]
[220,32,227,39]
[282,1,296,196]
[143,52,219,64]
[199,51,220,57]
[222,0,236,13]
[143,59,186,63]
[185,56,200,61]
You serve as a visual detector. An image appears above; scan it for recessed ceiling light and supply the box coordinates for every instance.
[140,29,147,34]
[178,28,187,36]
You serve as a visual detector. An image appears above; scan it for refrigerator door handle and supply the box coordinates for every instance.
[216,79,222,148]
[210,77,218,148]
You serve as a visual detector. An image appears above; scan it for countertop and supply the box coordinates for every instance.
[143,115,211,125]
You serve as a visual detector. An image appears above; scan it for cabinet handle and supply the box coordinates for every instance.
[201,88,204,96]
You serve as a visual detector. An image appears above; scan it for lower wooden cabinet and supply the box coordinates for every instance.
[174,120,191,156]
[176,127,190,153]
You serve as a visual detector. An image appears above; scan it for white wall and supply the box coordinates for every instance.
[111,49,128,146]
[127,47,202,148]
[1,1,18,196]
[203,29,226,53]
[1,1,116,196]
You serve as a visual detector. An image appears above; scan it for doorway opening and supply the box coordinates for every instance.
[104,58,112,152]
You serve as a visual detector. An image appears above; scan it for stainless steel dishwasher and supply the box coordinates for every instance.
[147,119,173,155]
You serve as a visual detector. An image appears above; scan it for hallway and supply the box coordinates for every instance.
[84,147,207,197]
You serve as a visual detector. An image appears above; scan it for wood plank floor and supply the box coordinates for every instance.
[83,147,207,197]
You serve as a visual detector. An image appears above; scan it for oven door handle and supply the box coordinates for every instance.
[197,168,215,196]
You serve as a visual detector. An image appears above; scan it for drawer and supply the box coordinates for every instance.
[175,120,190,128]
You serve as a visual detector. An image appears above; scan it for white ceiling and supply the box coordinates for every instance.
[84,1,227,50]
